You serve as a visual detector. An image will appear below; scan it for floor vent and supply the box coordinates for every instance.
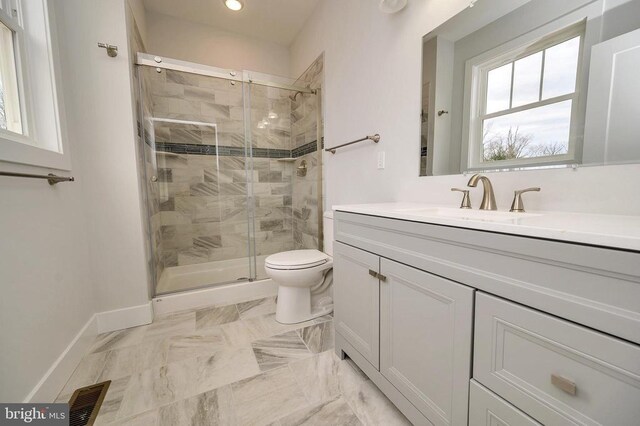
[67,380,111,426]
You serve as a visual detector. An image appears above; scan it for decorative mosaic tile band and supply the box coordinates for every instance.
[155,139,323,159]
[252,147,293,159]
[292,139,324,158]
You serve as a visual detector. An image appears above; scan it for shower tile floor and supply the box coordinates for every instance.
[56,296,410,425]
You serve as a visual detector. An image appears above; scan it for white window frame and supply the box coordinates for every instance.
[463,21,586,171]
[0,0,70,170]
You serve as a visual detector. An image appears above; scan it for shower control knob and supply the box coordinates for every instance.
[154,56,162,63]
[150,176,158,182]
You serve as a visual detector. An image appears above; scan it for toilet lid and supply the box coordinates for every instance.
[265,249,329,270]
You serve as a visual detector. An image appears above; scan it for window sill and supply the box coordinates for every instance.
[0,136,71,171]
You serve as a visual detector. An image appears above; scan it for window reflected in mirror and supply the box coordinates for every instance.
[419,0,640,176]
[475,26,583,167]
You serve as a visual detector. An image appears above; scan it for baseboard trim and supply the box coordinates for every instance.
[95,302,153,334]
[153,278,278,316]
[25,302,153,403]
[24,314,98,403]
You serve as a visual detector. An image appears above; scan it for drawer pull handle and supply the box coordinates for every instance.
[368,270,387,282]
[551,374,577,396]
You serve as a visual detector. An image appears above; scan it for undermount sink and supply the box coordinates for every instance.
[397,207,541,222]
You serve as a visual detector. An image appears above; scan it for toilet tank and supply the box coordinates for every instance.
[323,211,334,257]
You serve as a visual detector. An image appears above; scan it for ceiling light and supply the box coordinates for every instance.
[379,0,408,14]
[224,0,243,11]
[268,112,278,120]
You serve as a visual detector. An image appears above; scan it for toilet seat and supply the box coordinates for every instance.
[265,249,329,270]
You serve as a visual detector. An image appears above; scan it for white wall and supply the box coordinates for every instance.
[0,6,97,404]
[0,0,152,402]
[291,0,640,216]
[0,162,93,403]
[146,11,291,77]
[57,0,149,312]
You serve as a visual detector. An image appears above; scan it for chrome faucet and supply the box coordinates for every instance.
[467,174,497,210]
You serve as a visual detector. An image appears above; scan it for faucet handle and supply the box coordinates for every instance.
[451,188,472,209]
[510,187,540,213]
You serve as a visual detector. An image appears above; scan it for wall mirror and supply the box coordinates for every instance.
[419,0,640,176]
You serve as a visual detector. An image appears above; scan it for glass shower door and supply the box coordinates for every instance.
[244,76,300,281]
[138,65,253,295]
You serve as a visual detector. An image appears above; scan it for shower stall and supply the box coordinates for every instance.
[135,53,324,296]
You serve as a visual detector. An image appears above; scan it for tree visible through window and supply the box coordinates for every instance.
[472,24,584,167]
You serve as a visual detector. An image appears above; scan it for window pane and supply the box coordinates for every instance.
[486,63,512,114]
[542,36,580,99]
[0,20,23,134]
[512,52,542,107]
[482,100,572,162]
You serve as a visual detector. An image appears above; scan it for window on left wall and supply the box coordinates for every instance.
[0,3,25,135]
[0,0,69,170]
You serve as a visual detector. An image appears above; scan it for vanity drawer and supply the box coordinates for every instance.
[469,380,541,426]
[474,292,640,425]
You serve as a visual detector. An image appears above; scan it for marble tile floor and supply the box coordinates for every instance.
[56,296,410,426]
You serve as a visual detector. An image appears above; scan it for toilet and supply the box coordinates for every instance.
[265,212,334,324]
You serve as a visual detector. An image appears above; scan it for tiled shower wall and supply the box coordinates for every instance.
[292,55,324,250]
[143,68,297,270]
[137,54,324,290]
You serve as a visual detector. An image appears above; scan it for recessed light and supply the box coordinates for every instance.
[224,0,243,11]
[379,0,407,14]
[268,112,278,120]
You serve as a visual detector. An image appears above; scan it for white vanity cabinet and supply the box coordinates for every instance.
[334,241,474,425]
[333,209,640,426]
[474,293,640,426]
[333,242,380,369]
[379,258,474,425]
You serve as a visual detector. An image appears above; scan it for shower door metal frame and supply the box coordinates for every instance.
[136,53,315,94]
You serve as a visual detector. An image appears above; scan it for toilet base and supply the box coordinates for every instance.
[275,286,333,324]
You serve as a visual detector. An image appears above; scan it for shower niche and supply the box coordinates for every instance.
[136,54,324,296]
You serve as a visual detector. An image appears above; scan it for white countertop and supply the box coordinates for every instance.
[332,203,640,251]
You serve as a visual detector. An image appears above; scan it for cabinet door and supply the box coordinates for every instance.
[333,242,380,369]
[469,380,541,426]
[380,258,474,425]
